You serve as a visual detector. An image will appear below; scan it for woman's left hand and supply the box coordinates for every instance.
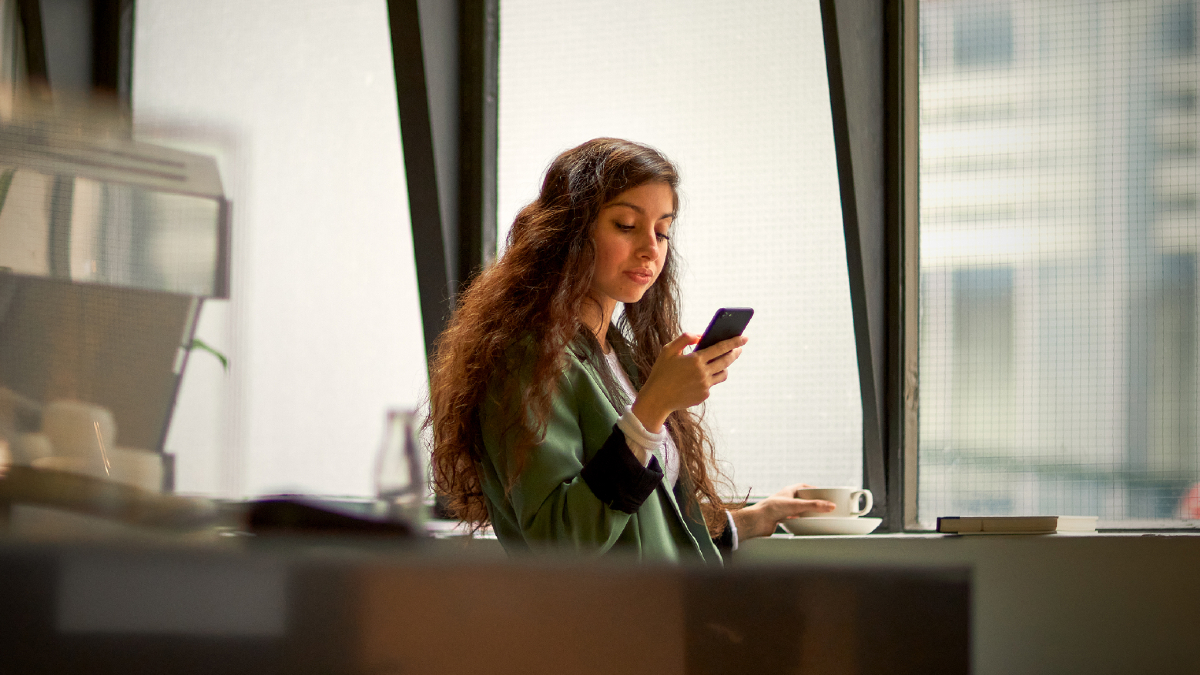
[730,483,836,541]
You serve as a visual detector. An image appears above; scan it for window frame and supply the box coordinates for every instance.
[820,0,915,531]
[899,0,922,530]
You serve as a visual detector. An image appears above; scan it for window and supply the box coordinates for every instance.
[953,2,1014,68]
[498,0,861,497]
[134,0,427,498]
[918,0,1200,527]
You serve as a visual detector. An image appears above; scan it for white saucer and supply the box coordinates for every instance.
[780,516,882,536]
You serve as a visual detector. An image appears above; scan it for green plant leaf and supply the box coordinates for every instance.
[188,338,229,372]
[0,168,15,218]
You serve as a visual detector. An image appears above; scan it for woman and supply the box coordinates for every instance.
[429,138,833,563]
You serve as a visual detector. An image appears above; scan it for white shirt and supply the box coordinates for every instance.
[602,349,680,489]
[602,348,737,550]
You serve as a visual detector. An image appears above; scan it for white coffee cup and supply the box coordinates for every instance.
[12,432,54,465]
[794,487,873,517]
[108,447,164,492]
[33,447,163,492]
[32,455,104,477]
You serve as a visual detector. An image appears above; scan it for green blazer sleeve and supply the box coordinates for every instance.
[478,349,660,554]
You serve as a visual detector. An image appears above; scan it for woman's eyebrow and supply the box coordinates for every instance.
[606,201,676,221]
[607,201,644,214]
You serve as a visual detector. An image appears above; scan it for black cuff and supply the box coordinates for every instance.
[580,425,664,514]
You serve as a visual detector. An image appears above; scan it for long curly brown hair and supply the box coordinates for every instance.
[428,138,736,537]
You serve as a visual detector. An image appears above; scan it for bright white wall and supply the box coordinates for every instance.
[499,0,861,496]
[135,0,427,498]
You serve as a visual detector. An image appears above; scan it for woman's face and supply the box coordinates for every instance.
[589,181,675,307]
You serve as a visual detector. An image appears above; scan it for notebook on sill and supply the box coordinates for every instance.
[936,515,1098,535]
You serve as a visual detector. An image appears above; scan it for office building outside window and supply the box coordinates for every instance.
[919,0,1200,526]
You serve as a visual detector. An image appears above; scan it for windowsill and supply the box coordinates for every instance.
[739,529,1200,557]
[759,529,1200,541]
[738,526,1200,674]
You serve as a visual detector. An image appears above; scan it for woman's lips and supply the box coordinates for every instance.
[625,269,653,284]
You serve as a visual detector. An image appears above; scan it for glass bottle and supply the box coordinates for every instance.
[374,408,426,528]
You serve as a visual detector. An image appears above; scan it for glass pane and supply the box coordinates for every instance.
[499,0,860,497]
[919,0,1200,526]
[133,0,427,499]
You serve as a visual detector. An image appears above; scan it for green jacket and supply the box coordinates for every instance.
[476,338,723,565]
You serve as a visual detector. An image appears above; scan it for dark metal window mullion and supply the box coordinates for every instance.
[457,0,499,283]
[387,0,453,363]
[820,0,892,528]
[388,0,498,364]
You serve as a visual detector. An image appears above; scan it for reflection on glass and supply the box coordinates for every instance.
[0,118,227,297]
[0,107,226,517]
[919,0,1200,525]
[0,174,222,295]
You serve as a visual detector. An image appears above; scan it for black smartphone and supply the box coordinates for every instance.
[695,307,754,351]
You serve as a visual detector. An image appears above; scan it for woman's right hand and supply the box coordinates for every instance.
[631,332,749,432]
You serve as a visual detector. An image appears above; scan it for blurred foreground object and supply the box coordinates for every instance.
[244,497,415,538]
[1179,483,1200,520]
[0,542,970,675]
[0,99,228,530]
